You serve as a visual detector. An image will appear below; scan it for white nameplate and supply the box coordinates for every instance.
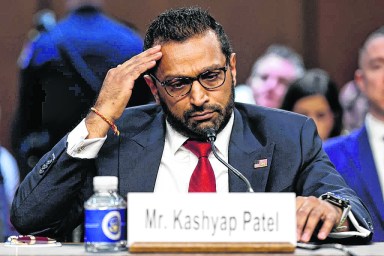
[127,193,296,247]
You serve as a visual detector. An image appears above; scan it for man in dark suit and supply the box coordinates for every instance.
[324,27,384,242]
[12,7,372,244]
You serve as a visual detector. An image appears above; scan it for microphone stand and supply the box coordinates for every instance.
[206,129,254,192]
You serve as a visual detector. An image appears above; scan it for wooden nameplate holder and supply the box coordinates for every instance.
[129,242,295,253]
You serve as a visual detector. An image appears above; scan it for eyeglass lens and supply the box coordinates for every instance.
[164,67,227,97]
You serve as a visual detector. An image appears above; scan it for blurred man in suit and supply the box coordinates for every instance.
[12,0,152,181]
[324,26,384,241]
[339,80,368,134]
[235,44,304,108]
[12,7,372,244]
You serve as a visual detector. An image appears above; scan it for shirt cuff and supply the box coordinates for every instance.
[66,119,107,159]
[328,211,372,239]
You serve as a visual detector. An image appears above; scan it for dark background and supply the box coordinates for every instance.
[1,0,384,150]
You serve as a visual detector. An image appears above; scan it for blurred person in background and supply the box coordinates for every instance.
[12,0,153,181]
[324,26,384,241]
[0,169,6,241]
[281,69,343,141]
[339,80,368,134]
[17,8,57,70]
[235,44,305,108]
[0,106,20,241]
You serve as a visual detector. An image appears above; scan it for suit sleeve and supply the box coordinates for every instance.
[10,136,95,239]
[296,118,373,243]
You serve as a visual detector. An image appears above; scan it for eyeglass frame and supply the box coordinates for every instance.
[148,64,229,98]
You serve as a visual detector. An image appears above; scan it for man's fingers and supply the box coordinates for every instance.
[296,196,305,208]
[317,213,338,240]
[120,58,160,81]
[296,196,343,242]
[317,202,342,240]
[119,45,162,70]
[301,202,323,242]
[115,47,162,82]
[103,46,162,91]
[93,46,162,121]
[296,197,316,242]
[296,197,304,240]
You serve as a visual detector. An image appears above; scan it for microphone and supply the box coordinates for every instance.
[205,128,254,192]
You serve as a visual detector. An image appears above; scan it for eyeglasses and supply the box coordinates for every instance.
[149,65,228,97]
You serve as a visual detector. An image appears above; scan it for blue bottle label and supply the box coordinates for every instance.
[85,208,127,242]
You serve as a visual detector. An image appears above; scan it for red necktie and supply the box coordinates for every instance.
[184,140,216,192]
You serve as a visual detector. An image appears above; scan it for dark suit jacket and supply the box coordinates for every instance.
[11,103,373,242]
[324,126,384,241]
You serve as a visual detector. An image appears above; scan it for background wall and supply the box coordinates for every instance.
[1,0,384,151]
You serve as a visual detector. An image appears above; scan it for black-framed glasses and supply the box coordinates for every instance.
[149,65,228,97]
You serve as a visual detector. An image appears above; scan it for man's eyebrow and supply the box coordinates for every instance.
[368,57,384,65]
[161,63,226,81]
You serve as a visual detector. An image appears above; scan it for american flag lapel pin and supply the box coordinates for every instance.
[254,158,268,169]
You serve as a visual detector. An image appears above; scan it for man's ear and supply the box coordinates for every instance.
[354,69,366,94]
[229,53,237,86]
[144,75,160,104]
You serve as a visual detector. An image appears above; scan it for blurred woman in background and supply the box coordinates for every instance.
[281,69,343,140]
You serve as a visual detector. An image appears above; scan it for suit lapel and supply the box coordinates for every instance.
[355,127,384,222]
[228,109,275,192]
[118,111,165,195]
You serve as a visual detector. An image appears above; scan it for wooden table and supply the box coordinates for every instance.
[0,243,383,256]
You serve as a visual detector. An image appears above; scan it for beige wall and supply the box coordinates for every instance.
[1,0,384,151]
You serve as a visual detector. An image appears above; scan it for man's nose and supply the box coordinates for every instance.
[264,77,279,89]
[189,80,209,106]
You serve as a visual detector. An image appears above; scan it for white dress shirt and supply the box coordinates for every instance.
[154,114,233,193]
[365,113,384,199]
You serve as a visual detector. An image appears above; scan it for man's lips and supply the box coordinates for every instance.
[189,111,215,121]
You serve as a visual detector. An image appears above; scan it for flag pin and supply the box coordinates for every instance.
[254,159,268,168]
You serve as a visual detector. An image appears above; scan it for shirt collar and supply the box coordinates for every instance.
[165,112,235,156]
[365,112,384,140]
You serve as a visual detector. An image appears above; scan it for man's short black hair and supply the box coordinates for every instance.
[144,6,232,62]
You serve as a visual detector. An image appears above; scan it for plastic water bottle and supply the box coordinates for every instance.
[84,176,127,252]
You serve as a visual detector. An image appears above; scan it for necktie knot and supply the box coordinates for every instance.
[184,140,212,158]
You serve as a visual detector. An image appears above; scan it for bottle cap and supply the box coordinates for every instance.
[93,176,118,191]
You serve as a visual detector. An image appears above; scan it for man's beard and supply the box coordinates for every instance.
[159,82,235,139]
